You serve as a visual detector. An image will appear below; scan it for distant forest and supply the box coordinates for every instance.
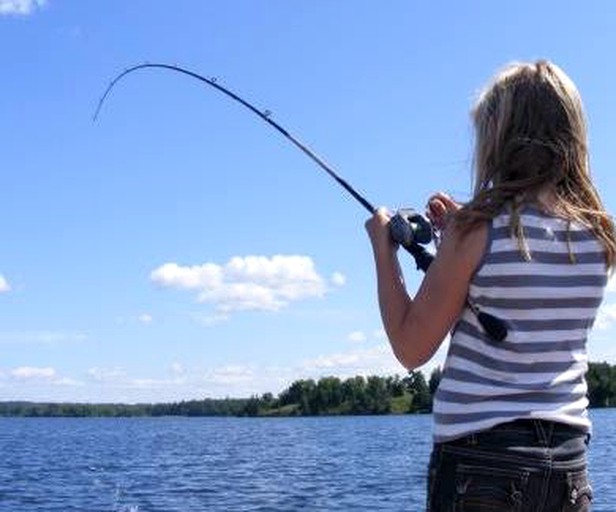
[1,362,615,418]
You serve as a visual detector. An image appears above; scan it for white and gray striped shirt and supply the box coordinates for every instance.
[433,204,608,443]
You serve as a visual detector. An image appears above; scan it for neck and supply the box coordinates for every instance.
[533,187,559,213]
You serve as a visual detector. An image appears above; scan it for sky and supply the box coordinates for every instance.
[1,0,616,403]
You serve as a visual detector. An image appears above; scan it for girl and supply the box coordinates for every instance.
[365,60,615,511]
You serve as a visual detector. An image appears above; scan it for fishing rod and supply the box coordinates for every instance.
[94,63,508,342]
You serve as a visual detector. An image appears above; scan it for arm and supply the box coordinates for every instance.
[365,207,486,369]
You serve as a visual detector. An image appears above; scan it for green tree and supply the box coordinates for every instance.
[365,376,391,414]
[340,376,367,413]
[314,377,343,412]
[429,366,443,395]
[404,371,432,412]
[587,362,615,407]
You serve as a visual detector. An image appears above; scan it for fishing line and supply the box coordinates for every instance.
[94,62,508,342]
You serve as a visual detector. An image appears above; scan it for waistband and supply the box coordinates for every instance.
[444,418,590,450]
[492,419,588,435]
[435,419,589,470]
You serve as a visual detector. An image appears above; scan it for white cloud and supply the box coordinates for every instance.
[0,341,445,402]
[53,377,83,387]
[301,343,401,377]
[596,303,616,330]
[170,362,184,375]
[0,275,10,293]
[138,313,153,325]
[300,333,451,381]
[151,262,222,290]
[0,0,46,15]
[151,255,341,314]
[347,330,367,343]
[330,272,346,287]
[346,328,388,344]
[372,329,387,340]
[11,366,56,379]
[2,366,83,394]
[87,366,127,382]
[204,365,255,385]
[0,325,449,403]
[86,366,188,393]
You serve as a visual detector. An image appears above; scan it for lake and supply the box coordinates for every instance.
[0,410,614,511]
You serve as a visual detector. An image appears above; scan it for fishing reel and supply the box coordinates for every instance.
[389,208,433,249]
[388,208,435,273]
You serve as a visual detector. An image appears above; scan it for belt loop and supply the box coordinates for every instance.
[533,419,546,446]
[546,421,555,445]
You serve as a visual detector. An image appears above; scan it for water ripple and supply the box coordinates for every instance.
[0,412,614,511]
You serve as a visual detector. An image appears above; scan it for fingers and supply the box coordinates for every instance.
[425,193,460,231]
[365,207,390,233]
[427,198,447,221]
[365,207,394,250]
[373,206,391,225]
[427,192,456,212]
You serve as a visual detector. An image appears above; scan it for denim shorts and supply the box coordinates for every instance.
[426,419,592,512]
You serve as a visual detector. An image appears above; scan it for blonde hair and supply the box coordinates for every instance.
[455,60,616,268]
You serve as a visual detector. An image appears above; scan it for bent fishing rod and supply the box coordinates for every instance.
[94,63,507,342]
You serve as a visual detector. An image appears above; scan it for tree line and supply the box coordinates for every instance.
[1,362,615,418]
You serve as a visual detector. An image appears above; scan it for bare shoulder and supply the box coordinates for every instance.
[437,220,489,275]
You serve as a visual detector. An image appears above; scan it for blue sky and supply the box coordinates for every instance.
[1,0,616,403]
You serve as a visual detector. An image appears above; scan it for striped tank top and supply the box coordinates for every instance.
[433,204,608,443]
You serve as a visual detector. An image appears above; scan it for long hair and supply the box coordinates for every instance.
[455,60,616,268]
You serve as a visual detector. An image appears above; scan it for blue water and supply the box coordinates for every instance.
[0,411,614,511]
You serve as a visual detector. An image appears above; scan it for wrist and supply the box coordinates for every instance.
[372,235,398,261]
